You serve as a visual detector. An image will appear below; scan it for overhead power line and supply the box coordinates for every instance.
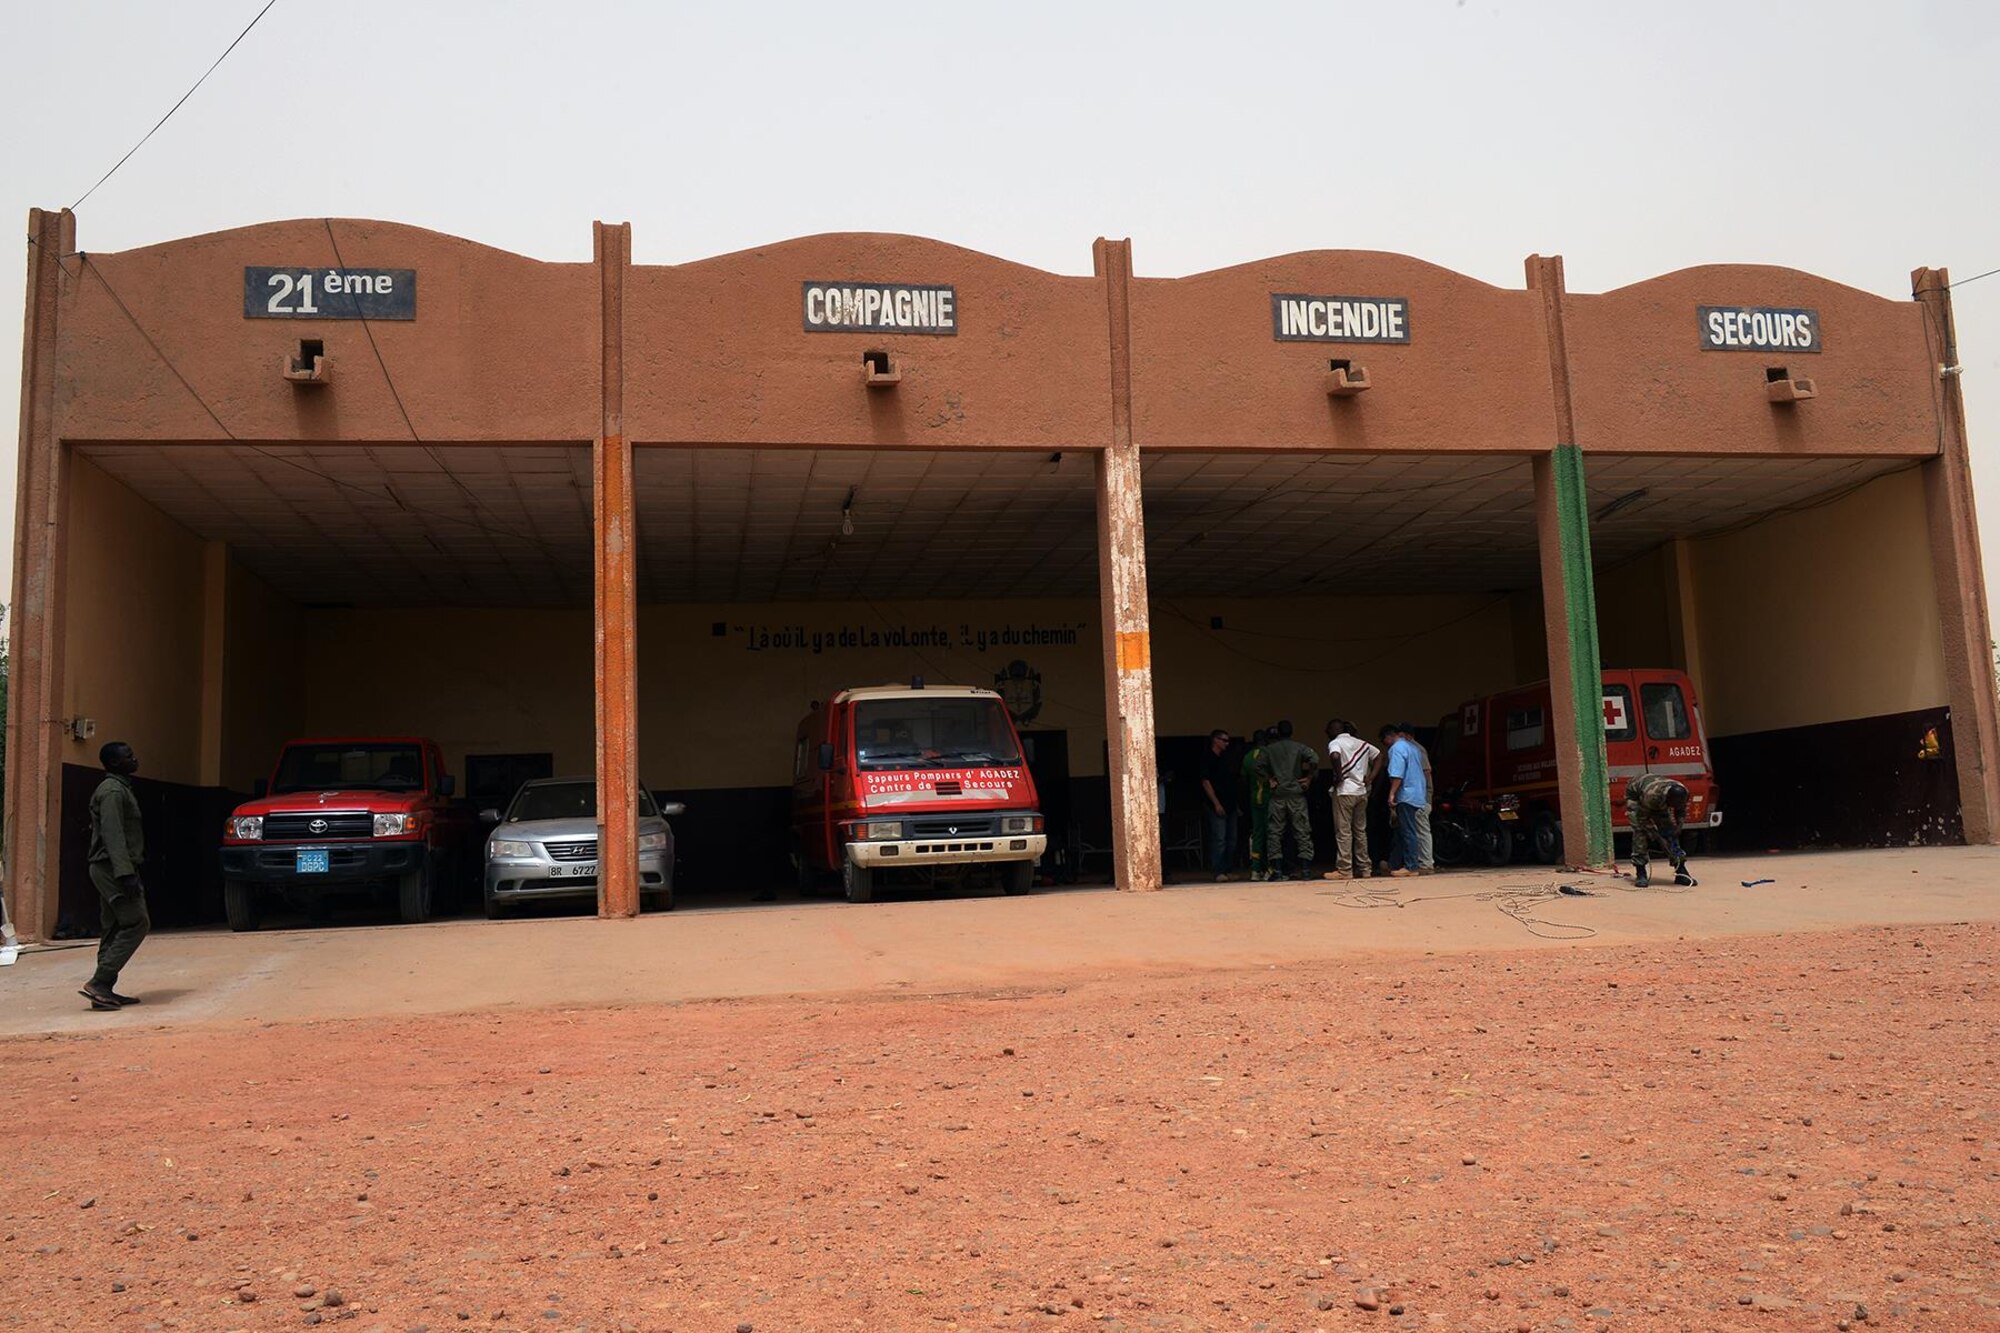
[1942,265,2000,292]
[69,0,282,211]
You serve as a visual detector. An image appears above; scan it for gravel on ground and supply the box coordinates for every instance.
[2,921,1995,1331]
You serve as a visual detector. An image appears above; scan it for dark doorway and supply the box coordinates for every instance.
[466,752,556,814]
[1021,730,1071,878]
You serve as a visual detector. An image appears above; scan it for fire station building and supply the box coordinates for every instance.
[6,208,1996,937]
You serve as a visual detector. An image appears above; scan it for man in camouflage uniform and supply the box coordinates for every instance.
[80,741,149,1010]
[1254,720,1318,879]
[1240,729,1271,881]
[1626,772,1694,889]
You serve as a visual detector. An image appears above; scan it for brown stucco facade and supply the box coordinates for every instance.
[7,209,1996,938]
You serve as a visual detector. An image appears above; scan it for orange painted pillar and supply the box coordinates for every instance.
[1092,238,1162,892]
[4,208,74,940]
[1912,267,2000,845]
[594,221,641,915]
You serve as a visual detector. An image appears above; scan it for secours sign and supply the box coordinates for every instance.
[1697,305,1821,352]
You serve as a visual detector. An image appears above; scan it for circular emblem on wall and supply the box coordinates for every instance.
[995,659,1043,725]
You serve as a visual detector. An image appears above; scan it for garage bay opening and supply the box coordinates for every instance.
[62,443,596,932]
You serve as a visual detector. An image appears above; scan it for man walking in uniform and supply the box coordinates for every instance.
[1240,729,1272,882]
[1254,720,1318,879]
[1626,773,1696,888]
[80,741,149,1011]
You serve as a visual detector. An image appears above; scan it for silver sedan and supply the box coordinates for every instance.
[481,778,681,917]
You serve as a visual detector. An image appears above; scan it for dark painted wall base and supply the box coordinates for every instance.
[1709,706,1962,851]
[667,777,1111,890]
[57,708,1956,930]
[57,765,245,937]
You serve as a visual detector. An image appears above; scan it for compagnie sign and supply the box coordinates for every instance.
[1271,293,1411,344]
[1698,305,1821,352]
[803,281,957,335]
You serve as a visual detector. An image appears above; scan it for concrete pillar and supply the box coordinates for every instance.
[4,208,74,940]
[594,221,641,915]
[1092,237,1162,892]
[1912,267,2000,845]
[197,541,228,787]
[1526,255,1613,869]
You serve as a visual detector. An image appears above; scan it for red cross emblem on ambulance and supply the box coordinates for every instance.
[1602,693,1628,732]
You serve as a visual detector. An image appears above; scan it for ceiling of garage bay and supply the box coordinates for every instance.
[634,449,1100,602]
[76,443,593,607]
[78,443,1913,607]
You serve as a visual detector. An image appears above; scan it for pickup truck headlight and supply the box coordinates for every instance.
[373,812,416,837]
[852,820,903,841]
[1000,815,1042,834]
[637,831,669,852]
[229,815,264,841]
[489,839,535,859]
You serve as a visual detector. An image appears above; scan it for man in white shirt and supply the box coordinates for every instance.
[1322,719,1380,880]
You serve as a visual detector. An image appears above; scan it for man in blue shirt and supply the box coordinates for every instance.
[1381,724,1432,879]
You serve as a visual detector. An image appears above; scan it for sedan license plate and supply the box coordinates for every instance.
[296,847,331,874]
[547,862,597,879]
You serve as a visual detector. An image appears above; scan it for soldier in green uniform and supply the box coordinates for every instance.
[1254,720,1318,879]
[80,741,149,1010]
[1626,772,1695,889]
[1240,729,1271,881]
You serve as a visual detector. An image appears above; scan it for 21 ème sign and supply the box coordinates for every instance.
[244,266,417,320]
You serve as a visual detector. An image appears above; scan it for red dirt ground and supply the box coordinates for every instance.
[3,921,1996,1332]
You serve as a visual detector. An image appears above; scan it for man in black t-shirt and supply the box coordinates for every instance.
[1199,729,1240,882]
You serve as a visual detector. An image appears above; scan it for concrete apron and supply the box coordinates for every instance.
[1,845,1995,1039]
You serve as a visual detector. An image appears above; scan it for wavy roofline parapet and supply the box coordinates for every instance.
[653,230,1090,280]
[1585,262,1908,305]
[61,220,1930,306]
[81,216,581,267]
[1150,248,1520,293]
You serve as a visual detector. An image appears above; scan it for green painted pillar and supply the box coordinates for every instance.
[1543,445,1613,866]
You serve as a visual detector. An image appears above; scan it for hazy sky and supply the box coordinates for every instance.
[4,0,1999,621]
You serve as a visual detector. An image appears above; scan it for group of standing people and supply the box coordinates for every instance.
[1193,720,1439,883]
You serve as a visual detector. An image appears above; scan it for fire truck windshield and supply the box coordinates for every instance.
[853,697,1024,771]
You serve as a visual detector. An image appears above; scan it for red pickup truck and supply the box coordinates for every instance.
[218,737,478,930]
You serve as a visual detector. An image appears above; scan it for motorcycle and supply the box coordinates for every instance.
[1431,783,1515,868]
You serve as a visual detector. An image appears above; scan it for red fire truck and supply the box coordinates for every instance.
[791,682,1046,902]
[1432,668,1722,865]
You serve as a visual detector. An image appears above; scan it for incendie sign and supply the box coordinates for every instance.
[1271,293,1411,344]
